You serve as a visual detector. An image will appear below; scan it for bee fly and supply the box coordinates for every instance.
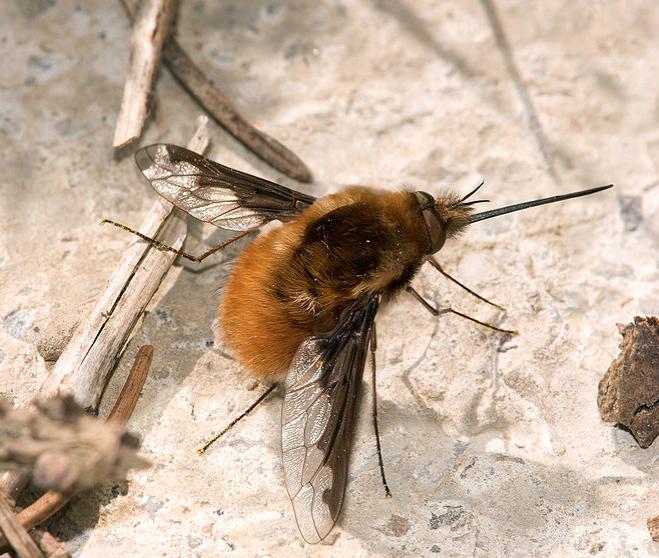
[103,144,611,543]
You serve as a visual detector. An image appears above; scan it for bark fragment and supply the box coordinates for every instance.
[598,316,659,448]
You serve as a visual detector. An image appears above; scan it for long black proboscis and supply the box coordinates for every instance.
[468,184,613,224]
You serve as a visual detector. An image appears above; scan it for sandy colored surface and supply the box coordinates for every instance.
[1,0,658,556]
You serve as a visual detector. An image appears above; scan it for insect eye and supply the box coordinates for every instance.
[414,191,446,253]
[413,190,435,210]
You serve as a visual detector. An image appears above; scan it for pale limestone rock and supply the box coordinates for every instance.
[1,0,658,556]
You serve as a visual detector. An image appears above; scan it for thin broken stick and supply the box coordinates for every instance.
[107,345,153,425]
[0,118,208,500]
[39,119,207,411]
[30,529,70,558]
[119,0,312,182]
[162,40,312,182]
[0,492,44,558]
[113,0,177,148]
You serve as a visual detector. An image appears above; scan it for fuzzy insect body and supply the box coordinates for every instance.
[222,186,470,380]
[124,143,611,544]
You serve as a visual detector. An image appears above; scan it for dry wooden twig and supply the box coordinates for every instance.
[15,493,67,543]
[0,118,208,500]
[113,0,177,148]
[0,346,154,551]
[107,345,153,426]
[162,40,313,182]
[120,0,313,182]
[30,529,70,558]
[0,492,44,558]
[39,118,208,412]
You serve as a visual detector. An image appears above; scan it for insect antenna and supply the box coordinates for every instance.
[460,180,485,202]
[469,185,613,224]
[449,181,489,209]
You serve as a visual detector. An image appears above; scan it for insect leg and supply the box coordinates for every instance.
[406,286,517,335]
[101,219,251,262]
[370,323,392,498]
[426,257,504,310]
[197,384,277,455]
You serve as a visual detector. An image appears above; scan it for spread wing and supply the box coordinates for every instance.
[135,144,316,231]
[281,296,379,544]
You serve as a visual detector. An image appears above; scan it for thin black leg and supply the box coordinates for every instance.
[101,219,252,262]
[197,384,277,455]
[370,324,392,498]
[427,257,504,310]
[406,286,517,335]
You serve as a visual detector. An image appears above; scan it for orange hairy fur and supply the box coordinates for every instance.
[220,187,433,381]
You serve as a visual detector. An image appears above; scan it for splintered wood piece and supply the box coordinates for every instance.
[39,118,208,411]
[0,492,44,558]
[0,118,208,500]
[113,0,177,148]
[162,40,313,182]
[30,529,70,558]
[119,0,313,182]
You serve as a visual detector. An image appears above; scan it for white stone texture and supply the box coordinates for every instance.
[1,0,658,556]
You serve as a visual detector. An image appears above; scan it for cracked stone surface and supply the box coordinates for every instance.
[2,0,659,556]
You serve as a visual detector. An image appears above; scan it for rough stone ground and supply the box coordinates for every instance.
[1,1,658,556]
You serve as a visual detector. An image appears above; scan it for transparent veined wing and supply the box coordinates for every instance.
[282,296,379,543]
[135,144,316,231]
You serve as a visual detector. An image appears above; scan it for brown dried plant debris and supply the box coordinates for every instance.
[648,515,659,543]
[119,0,313,182]
[0,396,149,493]
[598,316,659,448]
